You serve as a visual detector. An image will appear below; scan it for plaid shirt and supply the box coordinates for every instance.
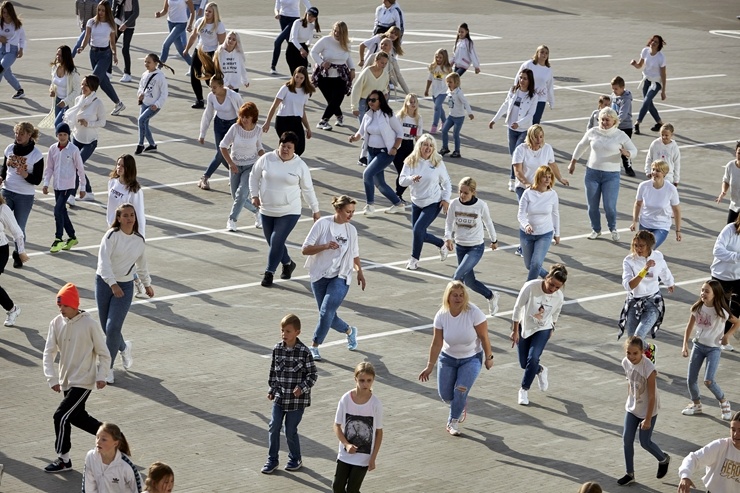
[268,338,318,411]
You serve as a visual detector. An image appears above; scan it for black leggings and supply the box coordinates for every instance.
[286,42,308,76]
[393,139,414,198]
[275,115,306,156]
[116,22,135,75]
[0,244,13,311]
[191,49,214,102]
[317,76,347,121]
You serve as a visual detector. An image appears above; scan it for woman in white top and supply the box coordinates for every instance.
[618,231,675,360]
[249,131,320,288]
[398,134,451,270]
[220,101,264,231]
[301,195,366,361]
[0,193,28,325]
[517,166,560,281]
[348,90,404,215]
[114,0,140,83]
[511,264,567,406]
[515,45,554,125]
[286,7,319,75]
[213,31,249,92]
[451,23,479,76]
[77,1,125,115]
[82,423,142,492]
[710,215,740,350]
[418,281,494,436]
[155,0,194,67]
[135,53,173,154]
[373,0,404,34]
[511,124,567,198]
[365,36,409,94]
[568,107,638,241]
[716,142,740,224]
[0,1,26,99]
[197,75,243,189]
[630,160,681,248]
[96,203,153,383]
[310,21,355,130]
[444,176,499,316]
[392,93,422,201]
[271,0,312,74]
[630,35,667,134]
[184,2,225,108]
[262,65,314,156]
[43,46,80,129]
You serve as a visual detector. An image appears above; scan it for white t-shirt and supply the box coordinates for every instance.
[197,21,226,52]
[275,85,309,117]
[323,220,351,279]
[622,355,660,419]
[722,160,740,213]
[693,305,730,348]
[53,73,69,99]
[334,391,383,467]
[86,19,113,48]
[635,180,679,230]
[167,0,189,23]
[434,304,487,359]
[511,143,554,189]
[640,47,666,82]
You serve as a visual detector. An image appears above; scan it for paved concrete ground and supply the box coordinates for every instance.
[1,1,739,492]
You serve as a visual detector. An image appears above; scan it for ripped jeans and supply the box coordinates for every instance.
[437,351,482,423]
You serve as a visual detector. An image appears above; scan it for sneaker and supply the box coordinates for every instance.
[227,219,238,232]
[508,179,516,192]
[386,203,404,214]
[721,344,735,351]
[346,326,358,351]
[624,165,636,177]
[634,122,641,135]
[198,176,211,190]
[657,454,670,479]
[12,89,25,100]
[62,238,78,251]
[518,388,529,405]
[616,473,635,486]
[309,346,321,361]
[4,305,21,327]
[121,340,133,370]
[587,230,602,240]
[191,100,205,109]
[681,402,702,416]
[449,151,461,158]
[357,156,368,166]
[406,257,418,270]
[269,68,278,76]
[335,115,344,127]
[610,230,620,241]
[362,204,375,215]
[261,271,274,287]
[721,400,732,420]
[67,195,76,207]
[487,292,500,316]
[284,459,302,471]
[514,246,523,257]
[261,460,279,474]
[644,343,656,364]
[536,366,549,391]
[446,419,461,436]
[50,238,64,253]
[254,212,262,229]
[439,148,450,156]
[280,260,296,280]
[119,73,132,82]
[430,124,438,134]
[650,123,663,132]
[12,250,22,269]
[44,458,72,473]
[134,278,148,299]
[111,101,125,116]
[439,246,449,262]
[135,145,144,155]
[144,144,158,153]
[80,192,95,202]
[105,368,115,384]
[316,119,332,131]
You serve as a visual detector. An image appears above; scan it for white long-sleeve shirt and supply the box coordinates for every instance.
[622,250,674,297]
[310,36,354,74]
[516,61,554,109]
[512,279,564,339]
[0,203,26,252]
[645,138,681,183]
[444,197,497,246]
[678,438,740,493]
[83,449,142,493]
[275,0,311,18]
[199,88,243,139]
[398,159,451,208]
[249,150,319,217]
[445,87,473,118]
[571,126,638,173]
[451,38,479,70]
[65,92,107,145]
[137,69,167,108]
[711,223,740,281]
[107,179,146,238]
[0,23,26,49]
[290,18,315,49]
[517,188,560,236]
[722,160,740,213]
[217,48,250,89]
[43,142,86,191]
[96,228,151,286]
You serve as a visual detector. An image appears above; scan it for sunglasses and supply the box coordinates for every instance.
[367,98,379,103]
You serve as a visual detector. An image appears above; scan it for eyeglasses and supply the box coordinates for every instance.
[367,98,379,103]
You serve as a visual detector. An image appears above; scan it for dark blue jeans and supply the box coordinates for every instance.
[532,101,547,125]
[54,97,68,127]
[271,15,299,69]
[95,275,134,368]
[363,147,401,206]
[90,48,119,104]
[72,138,96,194]
[637,79,662,124]
[453,243,492,300]
[261,214,300,273]
[267,403,304,463]
[519,229,553,281]
[622,413,665,473]
[411,202,444,260]
[205,116,235,177]
[311,276,350,346]
[508,128,527,178]
[53,189,77,239]
[517,328,552,390]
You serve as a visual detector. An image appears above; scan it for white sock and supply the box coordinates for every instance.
[60,453,70,462]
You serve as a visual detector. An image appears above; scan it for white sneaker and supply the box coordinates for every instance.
[446,419,461,436]
[362,204,375,215]
[536,366,549,391]
[439,246,449,262]
[119,73,132,82]
[406,257,418,270]
[316,119,332,131]
[105,368,115,384]
[227,218,238,232]
[681,402,702,416]
[270,68,278,75]
[134,279,148,299]
[121,341,133,370]
[4,305,21,326]
[254,212,262,229]
[80,192,95,202]
[721,344,734,351]
[487,292,500,316]
[587,230,601,240]
[610,230,620,241]
[385,203,404,214]
[508,179,516,192]
[721,400,732,420]
[111,101,125,116]
[67,195,76,206]
[518,388,529,405]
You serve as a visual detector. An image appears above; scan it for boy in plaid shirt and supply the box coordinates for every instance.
[262,314,318,474]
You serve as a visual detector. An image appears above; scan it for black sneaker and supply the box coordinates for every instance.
[44,458,72,473]
[616,473,634,486]
[261,272,274,287]
[12,89,25,100]
[284,459,302,471]
[144,144,158,153]
[135,145,144,155]
[261,460,278,474]
[633,123,640,135]
[439,148,450,156]
[624,165,636,177]
[280,260,296,280]
[450,151,461,158]
[191,100,205,109]
[12,250,22,269]
[657,454,670,478]
[650,123,663,132]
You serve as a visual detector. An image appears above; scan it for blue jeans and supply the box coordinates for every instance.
[454,67,467,76]
[363,147,401,206]
[453,243,493,300]
[261,214,300,273]
[687,342,725,402]
[441,116,464,152]
[54,97,68,127]
[72,31,86,58]
[584,167,620,233]
[53,189,76,239]
[508,128,527,178]
[90,48,119,104]
[639,224,669,249]
[622,412,665,473]
[437,351,483,422]
[0,44,21,90]
[95,274,134,368]
[432,94,446,127]
[271,15,298,69]
[267,403,304,463]
[637,79,662,124]
[228,165,257,221]
[519,229,553,281]
[160,21,192,65]
[410,202,444,260]
[624,296,660,349]
[72,138,96,193]
[138,104,160,146]
[311,276,351,346]
[517,328,551,390]
[1,189,33,250]
[532,101,547,125]
[205,116,236,177]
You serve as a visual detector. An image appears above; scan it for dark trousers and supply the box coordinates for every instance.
[392,139,414,198]
[272,15,298,69]
[116,23,135,75]
[53,189,77,239]
[53,387,101,455]
[275,115,306,156]
[333,459,369,493]
[191,49,214,102]
[618,128,633,169]
[0,244,13,311]
[727,209,739,224]
[318,77,347,121]
[286,42,309,76]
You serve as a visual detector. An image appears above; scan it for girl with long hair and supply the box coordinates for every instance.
[184,1,225,108]
[263,66,315,156]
